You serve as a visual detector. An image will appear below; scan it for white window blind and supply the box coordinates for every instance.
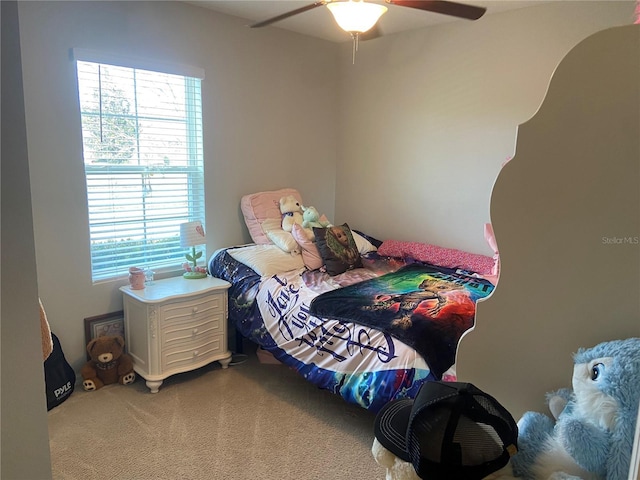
[75,57,205,281]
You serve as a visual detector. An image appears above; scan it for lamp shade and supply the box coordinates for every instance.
[180,221,206,248]
[327,0,387,33]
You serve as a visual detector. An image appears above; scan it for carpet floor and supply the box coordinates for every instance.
[47,342,386,480]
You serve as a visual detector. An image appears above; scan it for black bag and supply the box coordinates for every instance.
[44,333,76,410]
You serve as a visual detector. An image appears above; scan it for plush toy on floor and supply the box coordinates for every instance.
[372,437,421,480]
[278,195,304,233]
[81,335,136,391]
[372,437,515,480]
[511,337,640,480]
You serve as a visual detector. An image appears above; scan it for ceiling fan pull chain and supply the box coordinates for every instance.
[351,32,359,64]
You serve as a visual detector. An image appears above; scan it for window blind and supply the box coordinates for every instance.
[76,59,205,281]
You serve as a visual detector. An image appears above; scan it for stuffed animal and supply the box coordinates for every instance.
[511,337,640,480]
[279,195,304,233]
[372,427,515,480]
[81,335,136,391]
[302,205,323,229]
[372,437,420,480]
[301,205,330,239]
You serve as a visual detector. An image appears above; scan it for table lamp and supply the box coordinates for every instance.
[180,221,207,279]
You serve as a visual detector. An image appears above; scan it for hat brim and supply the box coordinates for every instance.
[373,397,413,462]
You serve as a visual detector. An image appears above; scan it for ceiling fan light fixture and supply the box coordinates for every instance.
[326,0,388,33]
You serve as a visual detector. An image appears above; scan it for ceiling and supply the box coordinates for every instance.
[185,0,543,43]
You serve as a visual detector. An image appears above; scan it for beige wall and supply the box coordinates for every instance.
[458,24,639,419]
[18,0,339,372]
[1,1,53,477]
[334,1,634,254]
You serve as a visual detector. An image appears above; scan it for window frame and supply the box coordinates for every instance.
[73,49,206,282]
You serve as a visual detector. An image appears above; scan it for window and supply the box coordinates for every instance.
[74,52,204,281]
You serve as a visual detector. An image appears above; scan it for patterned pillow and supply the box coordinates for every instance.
[377,240,494,274]
[313,223,363,276]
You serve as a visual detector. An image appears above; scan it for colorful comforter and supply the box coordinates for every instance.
[309,263,493,379]
[209,249,493,413]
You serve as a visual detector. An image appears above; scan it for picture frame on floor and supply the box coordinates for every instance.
[83,311,125,360]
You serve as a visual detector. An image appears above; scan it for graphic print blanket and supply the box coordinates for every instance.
[309,263,494,378]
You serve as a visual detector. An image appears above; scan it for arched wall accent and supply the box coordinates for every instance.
[457,25,640,420]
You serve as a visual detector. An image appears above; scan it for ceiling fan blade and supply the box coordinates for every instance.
[250,1,329,28]
[387,0,486,20]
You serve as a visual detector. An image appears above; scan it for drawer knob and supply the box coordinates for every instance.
[192,307,198,314]
[193,350,199,357]
[192,328,198,335]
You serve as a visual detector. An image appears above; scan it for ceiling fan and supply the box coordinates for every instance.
[250,0,486,31]
[249,0,486,62]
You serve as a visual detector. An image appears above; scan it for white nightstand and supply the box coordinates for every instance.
[120,275,232,393]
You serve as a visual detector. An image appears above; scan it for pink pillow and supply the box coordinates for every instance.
[378,240,494,275]
[240,188,302,244]
[292,224,323,270]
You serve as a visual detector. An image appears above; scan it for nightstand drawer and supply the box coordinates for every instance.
[162,295,224,326]
[162,314,224,344]
[162,335,225,371]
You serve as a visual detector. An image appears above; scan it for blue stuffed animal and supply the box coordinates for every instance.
[511,337,640,480]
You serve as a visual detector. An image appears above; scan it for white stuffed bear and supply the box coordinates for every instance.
[278,195,303,233]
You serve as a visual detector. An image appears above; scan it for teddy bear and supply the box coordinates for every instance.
[81,335,136,391]
[510,337,640,480]
[279,195,304,232]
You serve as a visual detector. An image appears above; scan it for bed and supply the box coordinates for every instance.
[208,188,497,413]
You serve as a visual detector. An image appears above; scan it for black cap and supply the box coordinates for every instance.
[374,382,518,480]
